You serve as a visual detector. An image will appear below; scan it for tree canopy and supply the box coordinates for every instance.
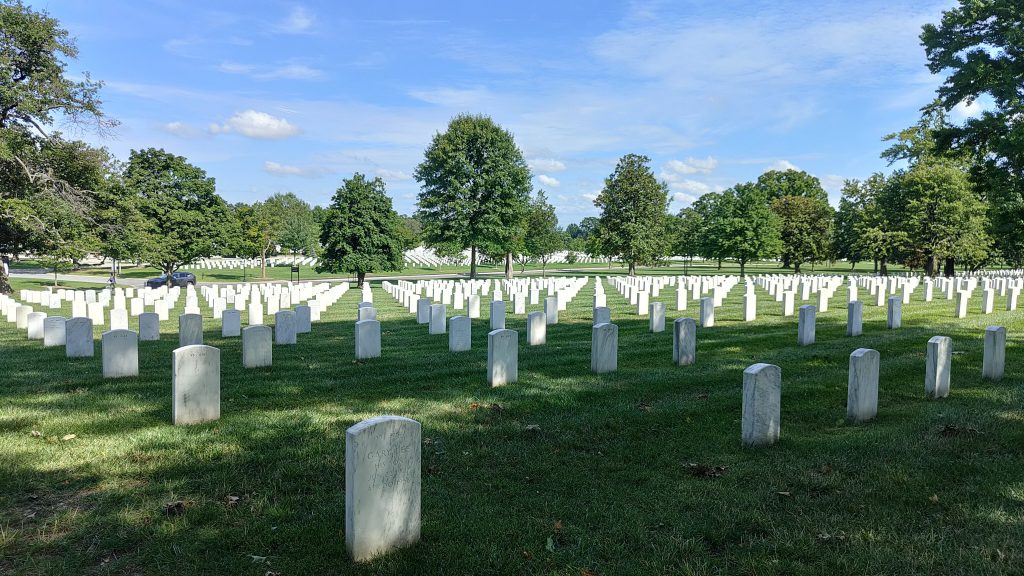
[316,173,405,286]
[592,154,670,275]
[414,113,532,279]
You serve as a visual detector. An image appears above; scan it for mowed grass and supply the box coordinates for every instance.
[1,275,1022,575]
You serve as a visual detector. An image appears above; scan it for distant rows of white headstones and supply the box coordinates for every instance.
[2,272,1017,562]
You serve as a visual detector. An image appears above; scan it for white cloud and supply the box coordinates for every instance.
[672,192,699,206]
[407,86,492,108]
[952,99,986,121]
[536,174,560,188]
[665,156,718,175]
[210,110,301,139]
[277,6,314,34]
[375,168,413,181]
[528,158,567,172]
[768,160,800,172]
[219,62,324,80]
[160,121,201,138]
[263,161,328,178]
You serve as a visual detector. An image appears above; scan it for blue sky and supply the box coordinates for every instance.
[38,0,972,224]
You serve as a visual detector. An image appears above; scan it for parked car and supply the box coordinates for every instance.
[145,271,196,288]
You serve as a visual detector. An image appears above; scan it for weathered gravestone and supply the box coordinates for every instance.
[591,323,618,374]
[26,312,46,340]
[416,298,430,324]
[649,302,665,333]
[356,320,382,359]
[66,317,94,358]
[983,326,1006,381]
[487,329,518,386]
[139,312,160,341]
[102,329,139,378]
[741,363,781,447]
[593,306,611,326]
[172,345,220,424]
[699,297,714,328]
[178,313,203,347]
[429,304,446,335]
[847,348,879,423]
[357,306,377,322]
[527,311,546,346]
[295,305,312,333]
[847,301,863,337]
[221,309,241,337]
[887,296,902,329]
[448,316,471,352]
[15,305,30,329]
[242,325,272,368]
[673,317,696,366]
[275,310,297,345]
[345,415,421,562]
[797,305,815,346]
[544,296,558,325]
[110,308,129,331]
[925,335,952,399]
[490,300,506,330]
[43,316,66,347]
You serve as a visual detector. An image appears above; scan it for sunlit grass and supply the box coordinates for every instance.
[1,273,1022,575]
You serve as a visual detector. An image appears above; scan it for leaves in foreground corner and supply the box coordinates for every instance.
[686,463,727,478]
[164,500,195,516]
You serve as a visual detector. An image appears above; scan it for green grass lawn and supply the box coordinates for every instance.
[1,276,1021,575]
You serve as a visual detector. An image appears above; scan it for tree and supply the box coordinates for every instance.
[394,215,422,251]
[522,190,563,275]
[843,174,906,275]
[275,194,318,259]
[0,1,116,293]
[316,173,405,286]
[672,207,704,273]
[717,184,782,276]
[125,148,229,283]
[755,169,829,203]
[922,2,1024,265]
[593,154,670,275]
[771,196,833,273]
[832,180,868,268]
[414,114,532,279]
[889,161,990,276]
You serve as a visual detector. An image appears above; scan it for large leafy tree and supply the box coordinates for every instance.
[316,173,405,286]
[593,153,670,275]
[275,193,319,260]
[771,195,834,273]
[755,169,829,203]
[125,148,229,283]
[717,184,782,276]
[922,1,1024,264]
[414,114,532,279]
[522,190,563,275]
[672,207,704,272]
[832,180,868,269]
[0,0,116,293]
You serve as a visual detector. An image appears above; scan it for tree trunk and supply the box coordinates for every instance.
[794,262,801,274]
[470,246,477,279]
[717,258,722,270]
[260,250,268,278]
[879,258,888,276]
[504,252,513,280]
[873,259,878,274]
[924,253,936,277]
[628,261,636,276]
[944,256,955,277]
[357,271,366,287]
[0,268,11,295]
[739,258,746,277]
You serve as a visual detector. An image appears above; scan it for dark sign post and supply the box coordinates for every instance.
[290,265,300,282]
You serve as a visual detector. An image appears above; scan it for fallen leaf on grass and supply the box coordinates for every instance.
[817,531,846,541]
[581,569,598,576]
[469,402,480,410]
[695,393,709,400]
[164,500,194,516]
[521,549,533,560]
[545,536,555,552]
[637,401,652,412]
[777,491,792,497]
[61,434,76,441]
[248,554,267,564]
[939,424,981,436]
[489,403,504,412]
[30,430,41,437]
[686,463,727,478]
[553,520,563,531]
[525,424,541,433]
[929,494,940,504]
[224,495,240,506]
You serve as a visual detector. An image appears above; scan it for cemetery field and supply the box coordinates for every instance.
[14,259,910,285]
[2,277,1023,575]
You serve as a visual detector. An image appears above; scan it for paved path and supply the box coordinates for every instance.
[9,270,146,287]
